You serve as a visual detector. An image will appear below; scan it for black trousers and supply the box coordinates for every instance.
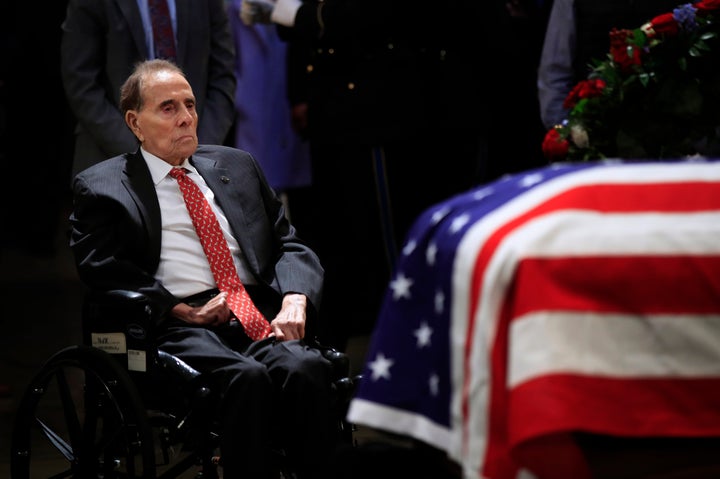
[156,315,335,478]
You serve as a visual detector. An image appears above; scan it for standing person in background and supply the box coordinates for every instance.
[226,0,313,230]
[538,0,679,130]
[61,0,237,177]
[483,0,553,181]
[241,0,488,350]
[1,0,74,257]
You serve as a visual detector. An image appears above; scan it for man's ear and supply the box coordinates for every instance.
[125,111,142,140]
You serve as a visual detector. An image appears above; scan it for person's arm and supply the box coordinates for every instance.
[60,0,138,158]
[70,167,180,322]
[195,0,237,145]
[269,293,308,340]
[170,291,237,327]
[193,145,325,334]
[537,0,576,129]
[241,0,386,41]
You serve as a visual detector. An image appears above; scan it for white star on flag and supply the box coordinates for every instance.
[414,321,433,348]
[449,213,470,234]
[431,206,451,225]
[390,273,413,300]
[429,373,440,396]
[434,290,445,315]
[426,241,438,266]
[402,239,417,256]
[368,353,394,381]
[519,172,544,187]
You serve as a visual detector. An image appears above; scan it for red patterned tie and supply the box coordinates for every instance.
[169,167,271,340]
[149,0,177,61]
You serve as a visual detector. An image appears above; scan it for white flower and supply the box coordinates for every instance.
[571,123,590,149]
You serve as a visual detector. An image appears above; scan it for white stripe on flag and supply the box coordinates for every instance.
[509,312,720,388]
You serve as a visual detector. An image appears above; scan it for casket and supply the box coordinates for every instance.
[347,159,720,479]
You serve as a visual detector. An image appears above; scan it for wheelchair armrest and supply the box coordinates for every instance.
[94,289,152,306]
[83,289,155,334]
[309,337,351,381]
[157,350,202,383]
[82,289,159,373]
[83,289,156,326]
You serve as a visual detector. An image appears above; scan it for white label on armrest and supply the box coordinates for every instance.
[91,332,127,354]
[127,349,147,372]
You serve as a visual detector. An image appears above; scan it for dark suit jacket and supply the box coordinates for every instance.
[69,144,324,322]
[282,0,487,145]
[61,0,236,176]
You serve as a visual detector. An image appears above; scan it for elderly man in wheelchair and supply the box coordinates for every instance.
[11,59,353,479]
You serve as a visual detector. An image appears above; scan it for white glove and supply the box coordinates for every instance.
[270,0,302,27]
[240,0,276,25]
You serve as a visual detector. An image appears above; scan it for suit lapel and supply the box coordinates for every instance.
[174,0,190,64]
[123,151,163,264]
[116,0,148,58]
[191,155,260,274]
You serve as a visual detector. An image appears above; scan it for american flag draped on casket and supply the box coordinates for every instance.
[346,159,720,479]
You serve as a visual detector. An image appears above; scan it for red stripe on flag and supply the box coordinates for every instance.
[512,256,720,317]
[509,374,720,445]
[507,375,720,478]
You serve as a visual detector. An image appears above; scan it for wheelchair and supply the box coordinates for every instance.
[10,289,359,479]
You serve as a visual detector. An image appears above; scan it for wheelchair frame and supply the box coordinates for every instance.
[11,289,357,479]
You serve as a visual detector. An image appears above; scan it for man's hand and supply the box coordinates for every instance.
[269,0,302,27]
[240,0,275,25]
[170,292,235,327]
[269,293,307,341]
[240,0,302,27]
[291,102,309,137]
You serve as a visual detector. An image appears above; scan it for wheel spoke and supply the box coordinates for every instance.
[36,417,75,462]
[12,345,174,479]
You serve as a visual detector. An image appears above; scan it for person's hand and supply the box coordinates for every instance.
[290,102,309,137]
[268,293,307,341]
[240,0,302,27]
[240,0,275,25]
[269,0,302,27]
[171,292,235,327]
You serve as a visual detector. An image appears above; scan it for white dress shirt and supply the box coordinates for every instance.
[142,149,255,298]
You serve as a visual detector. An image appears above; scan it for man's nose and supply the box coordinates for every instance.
[178,106,194,124]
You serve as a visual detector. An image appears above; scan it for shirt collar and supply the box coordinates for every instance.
[141,147,197,185]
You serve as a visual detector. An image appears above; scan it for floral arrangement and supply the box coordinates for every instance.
[542,0,720,162]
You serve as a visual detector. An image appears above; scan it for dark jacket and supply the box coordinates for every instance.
[281,0,487,145]
[70,145,324,322]
[61,0,237,175]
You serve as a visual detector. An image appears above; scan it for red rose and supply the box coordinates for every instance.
[694,0,720,13]
[649,13,679,36]
[542,128,570,161]
[609,28,644,72]
[563,78,607,109]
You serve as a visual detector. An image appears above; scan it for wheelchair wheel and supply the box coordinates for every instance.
[11,345,156,479]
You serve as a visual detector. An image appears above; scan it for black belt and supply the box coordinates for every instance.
[181,286,263,307]
[181,288,220,307]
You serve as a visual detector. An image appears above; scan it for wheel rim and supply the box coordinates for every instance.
[11,345,156,479]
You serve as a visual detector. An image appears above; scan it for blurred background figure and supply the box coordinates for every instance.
[60,0,237,177]
[484,0,553,180]
[0,0,74,258]
[242,0,489,350]
[538,0,679,130]
[226,0,313,227]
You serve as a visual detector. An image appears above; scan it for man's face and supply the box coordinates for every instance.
[126,70,199,165]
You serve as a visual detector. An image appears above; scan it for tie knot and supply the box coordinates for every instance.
[169,167,187,180]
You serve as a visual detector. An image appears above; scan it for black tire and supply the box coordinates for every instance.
[10,345,156,478]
